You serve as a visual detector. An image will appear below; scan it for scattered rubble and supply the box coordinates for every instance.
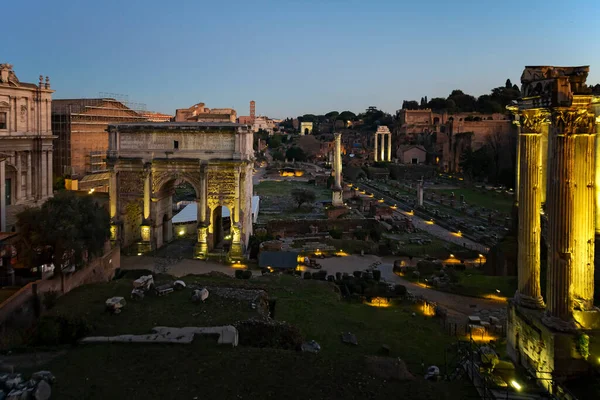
[301,340,321,353]
[0,371,55,400]
[105,297,126,314]
[341,332,358,346]
[191,288,209,303]
[365,356,414,381]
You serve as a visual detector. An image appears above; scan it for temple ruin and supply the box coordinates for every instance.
[107,122,254,261]
[374,125,391,162]
[508,65,600,392]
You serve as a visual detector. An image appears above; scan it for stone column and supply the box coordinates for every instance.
[195,164,209,259]
[571,113,596,312]
[234,166,241,223]
[143,170,151,221]
[332,133,344,207]
[26,151,32,200]
[334,133,342,190]
[15,152,21,203]
[380,134,385,162]
[47,150,53,197]
[0,159,5,232]
[109,170,119,241]
[593,98,600,235]
[229,167,244,261]
[515,111,546,309]
[41,151,47,199]
[544,108,596,329]
[374,133,378,162]
[386,133,392,161]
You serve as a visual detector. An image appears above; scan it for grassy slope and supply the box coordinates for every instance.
[37,275,476,400]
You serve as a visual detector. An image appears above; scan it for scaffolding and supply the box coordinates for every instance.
[51,97,147,178]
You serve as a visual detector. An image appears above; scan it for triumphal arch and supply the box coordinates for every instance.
[106,122,254,261]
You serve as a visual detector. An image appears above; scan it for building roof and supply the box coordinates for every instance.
[398,145,427,153]
[52,98,146,118]
[258,251,298,269]
[108,122,245,131]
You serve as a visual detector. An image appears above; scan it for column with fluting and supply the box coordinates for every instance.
[374,133,378,162]
[515,111,545,309]
[109,169,119,241]
[47,150,53,197]
[380,133,385,161]
[544,110,576,329]
[195,163,209,259]
[571,107,596,312]
[332,133,344,206]
[386,133,392,161]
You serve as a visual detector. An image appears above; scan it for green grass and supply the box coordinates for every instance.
[385,233,480,260]
[254,180,331,200]
[28,274,476,399]
[451,269,516,298]
[429,188,513,213]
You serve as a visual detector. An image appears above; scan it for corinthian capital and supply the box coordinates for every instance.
[521,110,551,133]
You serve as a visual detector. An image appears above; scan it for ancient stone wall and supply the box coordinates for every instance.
[266,218,379,238]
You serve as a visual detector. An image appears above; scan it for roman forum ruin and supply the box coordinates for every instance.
[508,65,600,390]
[374,125,392,162]
[107,122,254,261]
[332,132,343,206]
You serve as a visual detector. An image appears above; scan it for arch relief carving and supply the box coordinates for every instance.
[152,170,202,194]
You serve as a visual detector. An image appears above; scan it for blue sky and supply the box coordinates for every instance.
[4,0,600,118]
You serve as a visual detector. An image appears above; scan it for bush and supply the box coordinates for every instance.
[417,260,440,275]
[394,284,407,296]
[242,270,252,279]
[335,272,342,280]
[235,270,244,279]
[34,315,93,345]
[454,263,466,271]
[235,319,304,350]
[43,290,60,310]
[373,270,381,282]
[353,271,363,278]
[327,275,335,282]
[369,229,382,242]
[329,229,343,239]
[303,272,312,280]
[314,270,327,281]
[353,230,367,240]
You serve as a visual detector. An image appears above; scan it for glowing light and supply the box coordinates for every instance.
[88,188,95,194]
[510,380,522,391]
[365,297,391,308]
[391,204,397,210]
[425,219,434,225]
[378,198,385,203]
[137,253,142,256]
[449,254,454,258]
[406,210,414,215]
[453,231,462,237]
[178,230,185,236]
[368,194,374,198]
[483,294,508,302]
[421,302,435,316]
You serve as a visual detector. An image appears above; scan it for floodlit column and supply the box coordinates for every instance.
[234,167,241,223]
[374,133,378,162]
[386,133,392,161]
[197,165,207,226]
[26,151,32,199]
[334,133,342,190]
[572,117,596,311]
[47,150,53,197]
[15,152,21,202]
[545,108,596,329]
[143,170,151,221]
[516,126,544,309]
[540,124,549,206]
[380,134,385,161]
[109,171,118,219]
[593,98,600,235]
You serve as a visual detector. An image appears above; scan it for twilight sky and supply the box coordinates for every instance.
[3,0,600,119]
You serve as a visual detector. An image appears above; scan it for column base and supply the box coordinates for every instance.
[514,291,545,309]
[228,242,244,262]
[332,189,344,207]
[194,242,208,260]
[542,313,577,333]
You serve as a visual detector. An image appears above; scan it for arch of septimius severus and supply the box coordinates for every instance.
[507,65,600,392]
[107,122,253,261]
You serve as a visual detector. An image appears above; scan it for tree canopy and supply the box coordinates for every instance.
[285,146,307,162]
[17,191,111,271]
[401,79,521,114]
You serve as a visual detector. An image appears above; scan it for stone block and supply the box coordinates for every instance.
[468,316,481,324]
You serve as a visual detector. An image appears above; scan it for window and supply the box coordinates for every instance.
[174,140,179,150]
[0,112,6,129]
